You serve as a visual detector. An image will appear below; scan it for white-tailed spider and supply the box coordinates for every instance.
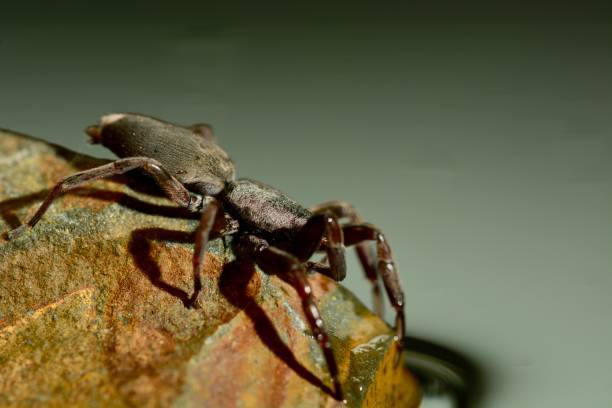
[6,113,405,402]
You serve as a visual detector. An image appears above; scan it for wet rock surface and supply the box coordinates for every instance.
[0,129,420,407]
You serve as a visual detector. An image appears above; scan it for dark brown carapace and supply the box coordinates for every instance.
[7,113,405,402]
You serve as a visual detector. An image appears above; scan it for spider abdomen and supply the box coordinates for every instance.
[90,113,235,195]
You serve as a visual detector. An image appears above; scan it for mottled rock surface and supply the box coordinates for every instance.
[0,129,420,407]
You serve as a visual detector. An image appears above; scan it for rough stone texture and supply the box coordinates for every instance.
[0,129,421,408]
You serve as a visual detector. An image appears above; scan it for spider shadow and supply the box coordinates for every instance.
[128,227,196,307]
[220,257,336,398]
[128,227,335,398]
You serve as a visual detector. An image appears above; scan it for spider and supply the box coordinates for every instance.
[6,113,405,401]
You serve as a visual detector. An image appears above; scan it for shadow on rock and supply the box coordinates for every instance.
[220,257,336,398]
[0,185,198,231]
[129,227,195,307]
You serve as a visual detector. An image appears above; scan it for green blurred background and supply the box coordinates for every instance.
[1,2,611,406]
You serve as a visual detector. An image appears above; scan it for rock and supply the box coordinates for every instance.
[0,128,421,407]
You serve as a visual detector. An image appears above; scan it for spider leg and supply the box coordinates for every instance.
[343,223,405,351]
[253,242,344,402]
[6,157,202,240]
[292,212,346,281]
[187,197,222,307]
[187,123,215,142]
[310,201,383,317]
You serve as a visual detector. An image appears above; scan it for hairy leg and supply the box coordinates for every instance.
[252,241,344,402]
[310,200,383,316]
[292,212,347,281]
[343,223,405,351]
[6,157,202,240]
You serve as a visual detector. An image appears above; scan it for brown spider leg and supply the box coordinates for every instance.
[305,260,329,274]
[292,212,346,281]
[187,197,221,307]
[187,123,215,142]
[253,244,344,402]
[343,224,405,352]
[310,201,383,317]
[6,157,202,240]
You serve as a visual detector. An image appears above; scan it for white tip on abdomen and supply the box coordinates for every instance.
[100,113,126,127]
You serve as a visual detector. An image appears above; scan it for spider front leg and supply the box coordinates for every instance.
[252,241,344,402]
[310,201,383,317]
[5,157,202,240]
[343,224,405,351]
[292,212,346,281]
